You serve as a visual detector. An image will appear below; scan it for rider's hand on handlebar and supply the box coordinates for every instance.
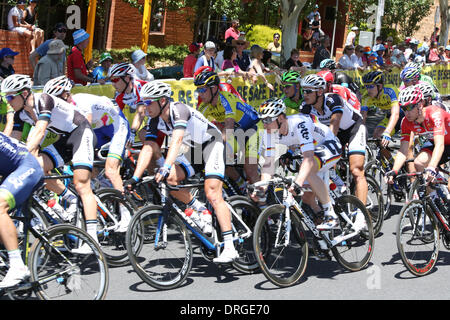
[381,132,392,148]
[288,181,303,197]
[124,176,139,190]
[249,186,267,203]
[385,169,398,184]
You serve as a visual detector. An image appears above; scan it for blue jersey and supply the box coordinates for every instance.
[0,132,29,176]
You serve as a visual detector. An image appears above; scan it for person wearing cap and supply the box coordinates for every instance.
[92,52,113,83]
[33,39,67,86]
[7,0,36,51]
[437,46,448,63]
[224,19,240,41]
[0,48,19,80]
[23,0,44,50]
[131,49,154,82]
[30,22,67,70]
[194,41,216,73]
[390,48,406,68]
[183,43,201,78]
[373,43,385,67]
[345,26,359,46]
[233,34,251,71]
[445,45,450,60]
[306,4,320,24]
[67,28,95,85]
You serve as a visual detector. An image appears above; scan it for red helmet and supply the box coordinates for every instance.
[398,86,423,107]
[317,70,334,84]
[193,66,213,77]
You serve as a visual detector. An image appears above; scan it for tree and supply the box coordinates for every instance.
[279,0,307,63]
[439,0,449,46]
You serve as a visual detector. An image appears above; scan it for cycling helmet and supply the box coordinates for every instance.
[280,70,301,84]
[405,61,422,72]
[361,71,384,85]
[319,58,337,70]
[43,76,73,96]
[317,70,334,84]
[400,67,420,82]
[194,71,220,87]
[193,66,213,77]
[415,82,436,100]
[258,98,286,119]
[300,74,326,89]
[1,74,32,93]
[140,81,172,99]
[108,62,135,78]
[398,86,423,107]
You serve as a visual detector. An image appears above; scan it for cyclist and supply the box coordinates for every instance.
[254,98,365,230]
[194,70,260,186]
[404,62,437,89]
[317,69,361,111]
[2,74,99,251]
[387,85,450,193]
[279,70,304,116]
[360,71,403,149]
[319,58,360,98]
[0,132,44,288]
[415,81,447,112]
[129,80,240,263]
[301,74,368,207]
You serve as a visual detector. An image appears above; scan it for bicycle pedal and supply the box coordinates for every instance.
[310,248,331,261]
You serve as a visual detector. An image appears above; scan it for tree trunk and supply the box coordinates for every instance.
[439,0,449,46]
[280,0,307,64]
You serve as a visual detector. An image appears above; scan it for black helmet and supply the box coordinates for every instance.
[362,71,384,85]
[194,71,220,87]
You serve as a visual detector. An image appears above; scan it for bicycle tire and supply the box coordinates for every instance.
[95,188,136,267]
[396,200,439,276]
[364,160,391,219]
[331,195,374,272]
[28,224,109,300]
[225,195,262,274]
[126,205,193,290]
[253,204,308,287]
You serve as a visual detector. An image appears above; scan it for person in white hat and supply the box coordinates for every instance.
[33,39,67,85]
[130,49,154,81]
[345,26,359,46]
[194,41,216,73]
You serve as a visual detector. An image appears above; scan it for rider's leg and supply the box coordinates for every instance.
[104,157,123,192]
[349,154,368,205]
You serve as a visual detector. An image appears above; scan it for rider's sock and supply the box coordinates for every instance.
[8,249,25,269]
[60,187,77,205]
[86,219,99,243]
[222,230,234,250]
[187,198,207,212]
[321,202,337,219]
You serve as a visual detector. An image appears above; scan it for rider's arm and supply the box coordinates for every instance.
[164,128,184,168]
[133,141,157,179]
[428,134,445,169]
[384,102,400,136]
[329,113,342,136]
[26,119,47,156]
[391,140,409,172]
[131,103,146,132]
[3,112,14,137]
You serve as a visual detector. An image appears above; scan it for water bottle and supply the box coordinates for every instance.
[201,210,213,235]
[184,208,204,229]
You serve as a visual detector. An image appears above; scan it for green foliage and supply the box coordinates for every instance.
[244,25,282,50]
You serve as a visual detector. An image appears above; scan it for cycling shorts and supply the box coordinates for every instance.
[41,121,96,171]
[313,138,342,172]
[338,119,367,156]
[420,142,450,166]
[182,140,226,181]
[94,112,130,162]
[226,124,260,163]
[0,153,44,210]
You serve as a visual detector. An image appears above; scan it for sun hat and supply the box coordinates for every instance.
[231,34,250,49]
[131,49,147,64]
[46,40,68,54]
[351,26,359,31]
[72,29,90,45]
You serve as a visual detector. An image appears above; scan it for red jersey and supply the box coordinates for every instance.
[331,84,361,111]
[401,105,450,145]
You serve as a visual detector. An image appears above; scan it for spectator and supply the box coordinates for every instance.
[29,22,67,70]
[33,39,67,86]
[224,19,240,41]
[67,28,95,85]
[406,38,419,61]
[0,48,19,81]
[131,49,154,82]
[220,45,248,79]
[7,0,36,51]
[373,43,385,66]
[430,27,439,43]
[437,46,448,63]
[361,46,372,66]
[215,39,230,71]
[445,45,450,60]
[345,26,359,46]
[248,45,274,91]
[384,36,394,64]
[390,48,407,68]
[338,44,356,69]
[232,35,251,71]
[306,4,320,24]
[414,46,427,65]
[311,13,321,44]
[23,0,44,50]
[284,48,304,73]
[420,36,430,53]
[372,36,383,52]
[183,42,201,78]
[262,50,276,70]
[427,41,440,63]
[302,25,313,51]
[267,33,281,53]
[367,53,379,68]
[312,35,331,69]
[194,41,216,73]
[92,52,113,82]
[352,45,366,70]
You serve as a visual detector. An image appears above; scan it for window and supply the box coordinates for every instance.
[150,0,166,33]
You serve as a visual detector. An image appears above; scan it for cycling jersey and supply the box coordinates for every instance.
[145,101,225,180]
[198,91,259,131]
[331,84,361,111]
[71,93,130,161]
[361,85,398,113]
[334,72,359,94]
[0,95,13,132]
[282,94,304,116]
[0,132,44,210]
[401,104,450,145]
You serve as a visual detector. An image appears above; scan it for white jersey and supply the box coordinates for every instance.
[261,113,338,157]
[305,93,362,130]
[71,93,123,130]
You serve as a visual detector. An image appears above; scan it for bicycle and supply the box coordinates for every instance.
[251,174,374,287]
[125,175,262,290]
[395,171,450,276]
[0,177,109,300]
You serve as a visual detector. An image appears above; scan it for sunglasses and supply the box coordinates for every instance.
[261,117,278,125]
[281,83,295,89]
[402,103,419,112]
[236,42,245,46]
[5,92,22,102]
[110,77,121,83]
[195,87,208,94]
[57,28,67,33]
[143,98,160,106]
[364,84,376,89]
[303,89,318,94]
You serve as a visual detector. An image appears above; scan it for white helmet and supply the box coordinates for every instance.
[301,74,326,89]
[140,81,172,99]
[43,76,73,96]
[415,82,436,99]
[259,98,286,119]
[1,74,32,93]
[108,62,135,78]
[405,61,422,72]
[398,86,423,107]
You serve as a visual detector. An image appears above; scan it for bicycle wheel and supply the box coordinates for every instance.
[28,224,109,300]
[396,200,439,276]
[226,195,262,274]
[359,174,384,237]
[95,188,136,267]
[126,205,193,290]
[364,160,391,219]
[253,204,308,287]
[331,195,374,272]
